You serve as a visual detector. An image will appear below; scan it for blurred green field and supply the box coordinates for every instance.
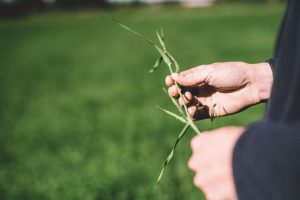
[0,3,284,200]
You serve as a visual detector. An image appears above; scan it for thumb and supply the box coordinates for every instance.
[171,65,211,86]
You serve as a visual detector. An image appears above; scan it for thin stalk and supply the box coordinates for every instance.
[187,117,201,134]
[163,88,184,116]
[115,21,202,187]
[163,52,200,134]
[155,33,192,121]
[157,106,187,124]
[166,52,180,72]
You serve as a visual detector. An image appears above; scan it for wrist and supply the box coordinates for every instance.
[249,62,273,103]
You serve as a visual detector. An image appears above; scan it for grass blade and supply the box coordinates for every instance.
[149,56,163,73]
[113,19,172,70]
[167,52,180,72]
[157,106,187,123]
[154,45,172,67]
[163,88,184,116]
[156,31,166,52]
[156,124,190,188]
[116,21,203,187]
[160,28,164,41]
[113,19,154,45]
[157,29,180,72]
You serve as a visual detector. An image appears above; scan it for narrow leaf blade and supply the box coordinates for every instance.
[156,31,166,51]
[113,19,154,45]
[157,106,187,123]
[167,52,180,72]
[155,124,190,187]
[149,56,163,73]
[154,45,172,66]
[113,19,173,72]
[160,28,164,41]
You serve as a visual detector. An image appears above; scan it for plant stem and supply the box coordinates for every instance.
[164,52,201,134]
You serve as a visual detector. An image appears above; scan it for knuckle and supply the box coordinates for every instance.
[167,87,172,94]
[187,156,199,172]
[190,71,195,81]
[188,157,195,171]
[191,136,201,149]
[190,137,198,149]
[206,64,215,74]
[194,175,205,189]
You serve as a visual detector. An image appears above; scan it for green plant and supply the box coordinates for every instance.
[114,20,204,187]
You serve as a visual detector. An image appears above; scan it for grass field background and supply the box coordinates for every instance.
[0,3,284,200]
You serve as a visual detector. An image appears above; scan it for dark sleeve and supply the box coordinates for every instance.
[265,58,277,77]
[233,121,300,200]
[265,58,277,69]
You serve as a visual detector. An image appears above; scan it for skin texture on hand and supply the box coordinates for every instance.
[188,126,245,200]
[165,62,273,120]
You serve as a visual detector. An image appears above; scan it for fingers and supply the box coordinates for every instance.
[193,173,205,190]
[165,65,211,93]
[187,105,198,119]
[165,66,212,120]
[165,75,174,87]
[178,92,208,121]
[184,91,193,101]
[178,91,193,106]
[166,65,212,99]
[168,85,178,97]
[171,65,212,87]
[186,104,209,120]
[168,85,193,99]
[167,86,210,120]
[188,134,204,171]
[176,91,210,120]
[188,127,242,200]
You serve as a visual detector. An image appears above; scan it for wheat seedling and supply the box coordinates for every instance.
[114,20,207,187]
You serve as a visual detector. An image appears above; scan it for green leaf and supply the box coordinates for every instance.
[113,19,172,71]
[160,28,164,41]
[157,106,187,123]
[167,52,180,72]
[148,56,163,73]
[155,124,190,188]
[113,19,154,45]
[154,45,172,67]
[157,29,180,72]
[156,31,166,52]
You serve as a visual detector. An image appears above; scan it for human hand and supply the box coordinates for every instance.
[188,126,245,200]
[165,62,273,120]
